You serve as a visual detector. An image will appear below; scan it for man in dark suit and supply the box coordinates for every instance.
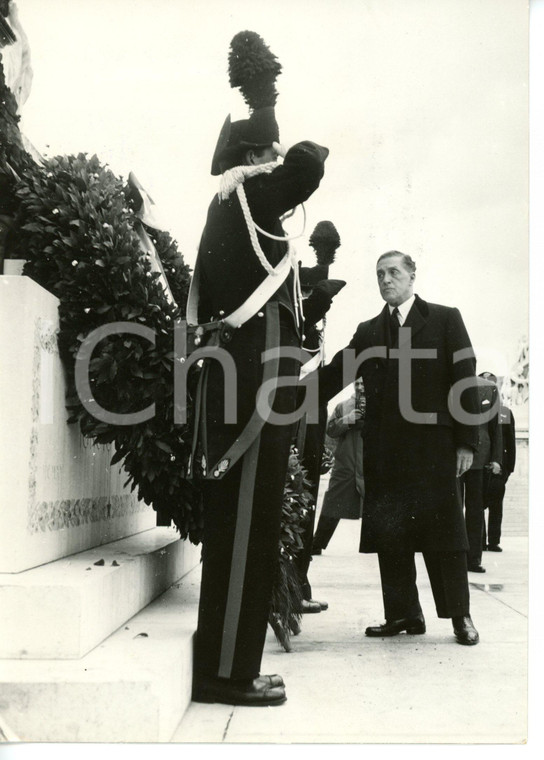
[315,250,481,645]
[479,372,516,552]
[459,374,503,572]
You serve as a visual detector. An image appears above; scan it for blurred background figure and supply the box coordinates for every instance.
[459,373,503,573]
[312,378,365,555]
[479,372,517,553]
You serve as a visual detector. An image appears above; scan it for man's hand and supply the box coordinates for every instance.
[272,141,287,159]
[346,409,363,425]
[456,446,474,477]
[314,279,346,298]
[487,461,502,475]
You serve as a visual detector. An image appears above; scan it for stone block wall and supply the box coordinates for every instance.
[0,275,157,572]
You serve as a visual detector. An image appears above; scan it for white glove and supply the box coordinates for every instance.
[272,141,287,159]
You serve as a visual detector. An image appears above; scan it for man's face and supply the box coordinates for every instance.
[248,145,278,166]
[376,255,415,306]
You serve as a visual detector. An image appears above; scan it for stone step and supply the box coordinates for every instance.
[0,527,200,659]
[0,571,201,742]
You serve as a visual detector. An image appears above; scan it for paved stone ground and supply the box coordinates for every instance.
[172,515,528,744]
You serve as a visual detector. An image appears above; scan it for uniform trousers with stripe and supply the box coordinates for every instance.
[378,550,471,621]
[193,315,300,682]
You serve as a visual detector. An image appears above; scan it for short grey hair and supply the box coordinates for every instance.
[377,250,416,274]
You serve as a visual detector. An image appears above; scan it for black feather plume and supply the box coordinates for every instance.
[228,31,282,111]
[309,221,342,266]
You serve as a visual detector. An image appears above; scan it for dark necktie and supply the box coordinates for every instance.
[389,307,400,347]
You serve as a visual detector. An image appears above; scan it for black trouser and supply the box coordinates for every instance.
[377,549,471,620]
[483,471,506,547]
[193,309,299,681]
[294,404,328,600]
[460,469,485,566]
[313,514,340,550]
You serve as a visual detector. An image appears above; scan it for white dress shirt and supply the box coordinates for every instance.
[388,294,416,326]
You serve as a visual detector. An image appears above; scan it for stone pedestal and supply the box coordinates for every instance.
[0,276,156,573]
[0,276,201,739]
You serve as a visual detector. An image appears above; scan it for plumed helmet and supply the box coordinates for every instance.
[211,31,282,176]
[308,221,341,266]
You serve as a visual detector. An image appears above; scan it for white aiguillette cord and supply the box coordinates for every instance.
[218,162,278,202]
[186,236,297,331]
[235,181,306,273]
[186,163,306,331]
[234,179,306,326]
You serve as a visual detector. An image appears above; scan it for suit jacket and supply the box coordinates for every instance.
[499,405,516,478]
[470,377,503,470]
[316,294,479,553]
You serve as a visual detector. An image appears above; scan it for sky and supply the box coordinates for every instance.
[13,0,529,382]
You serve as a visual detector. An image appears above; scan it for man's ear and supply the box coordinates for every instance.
[245,149,255,166]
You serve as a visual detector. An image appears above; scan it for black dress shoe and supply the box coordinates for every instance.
[365,615,426,637]
[192,674,286,706]
[488,545,502,552]
[467,564,486,573]
[312,599,328,611]
[452,615,480,645]
[301,599,322,614]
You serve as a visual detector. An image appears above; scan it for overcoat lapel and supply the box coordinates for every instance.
[370,304,390,361]
[368,295,429,357]
[398,294,428,347]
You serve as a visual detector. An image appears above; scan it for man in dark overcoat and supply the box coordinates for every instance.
[459,374,503,572]
[189,58,330,702]
[480,371,516,552]
[314,250,481,645]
